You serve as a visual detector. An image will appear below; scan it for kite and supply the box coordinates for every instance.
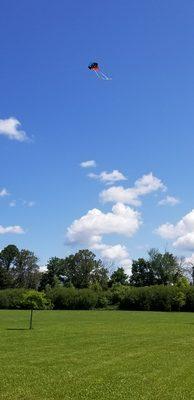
[88,62,111,80]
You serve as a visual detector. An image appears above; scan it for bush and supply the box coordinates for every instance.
[51,287,98,310]
[50,287,77,309]
[119,285,186,312]
[183,286,194,312]
[109,284,130,305]
[75,289,97,310]
[96,291,109,308]
[0,289,26,309]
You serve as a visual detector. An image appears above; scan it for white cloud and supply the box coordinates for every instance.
[88,169,127,185]
[0,225,24,234]
[66,202,141,245]
[0,188,9,197]
[66,203,141,272]
[92,242,132,273]
[80,160,96,168]
[39,265,48,272]
[0,117,29,142]
[156,209,194,251]
[100,173,166,206]
[174,233,194,251]
[158,195,180,206]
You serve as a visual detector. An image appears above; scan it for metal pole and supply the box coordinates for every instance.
[29,309,33,330]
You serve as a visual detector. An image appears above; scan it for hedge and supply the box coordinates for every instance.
[1,285,194,311]
[118,285,187,311]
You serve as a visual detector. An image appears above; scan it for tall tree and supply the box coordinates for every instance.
[148,249,182,285]
[39,257,65,289]
[110,267,129,286]
[14,250,40,289]
[130,250,184,287]
[0,244,19,270]
[64,249,108,289]
[90,261,109,289]
[0,245,19,289]
[130,258,155,287]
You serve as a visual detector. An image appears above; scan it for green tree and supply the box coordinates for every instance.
[110,267,129,286]
[148,249,183,285]
[0,245,19,289]
[39,257,65,289]
[130,250,184,287]
[130,258,155,286]
[64,249,108,289]
[90,262,109,289]
[0,266,14,289]
[0,245,19,270]
[14,250,40,289]
[21,290,51,329]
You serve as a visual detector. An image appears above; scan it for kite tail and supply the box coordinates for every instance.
[99,70,112,80]
[94,69,111,80]
[94,70,101,79]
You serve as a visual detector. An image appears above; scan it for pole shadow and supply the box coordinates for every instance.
[6,328,29,331]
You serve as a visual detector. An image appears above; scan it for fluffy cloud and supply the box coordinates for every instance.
[0,188,9,197]
[66,202,141,246]
[0,118,28,142]
[92,242,131,270]
[158,195,180,206]
[66,202,140,270]
[100,173,166,206]
[80,160,96,168]
[156,209,194,251]
[0,225,24,234]
[88,170,127,185]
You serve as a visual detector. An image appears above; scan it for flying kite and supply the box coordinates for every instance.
[88,62,111,80]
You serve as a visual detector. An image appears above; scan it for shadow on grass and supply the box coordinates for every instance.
[6,328,29,331]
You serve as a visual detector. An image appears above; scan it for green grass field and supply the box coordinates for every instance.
[1,310,194,400]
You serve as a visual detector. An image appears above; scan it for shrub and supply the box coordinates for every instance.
[0,289,25,309]
[75,289,97,310]
[51,287,98,310]
[109,284,130,305]
[96,291,109,308]
[119,285,186,312]
[51,287,77,309]
[183,286,194,312]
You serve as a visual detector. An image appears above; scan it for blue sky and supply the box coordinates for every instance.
[1,0,194,268]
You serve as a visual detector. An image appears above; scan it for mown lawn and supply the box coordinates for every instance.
[0,310,194,400]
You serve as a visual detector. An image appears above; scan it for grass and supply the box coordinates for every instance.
[0,310,194,400]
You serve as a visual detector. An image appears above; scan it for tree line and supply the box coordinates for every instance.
[1,244,194,312]
[0,244,192,291]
